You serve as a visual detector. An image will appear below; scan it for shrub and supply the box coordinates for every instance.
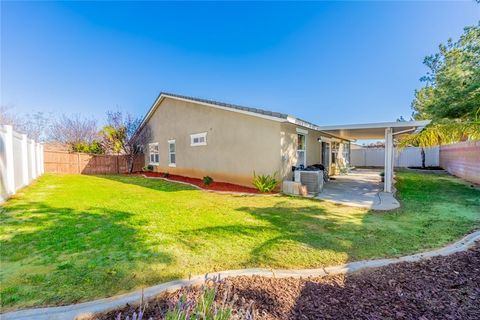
[203,176,214,186]
[163,172,170,178]
[142,165,154,172]
[72,140,104,154]
[379,172,385,177]
[252,172,278,192]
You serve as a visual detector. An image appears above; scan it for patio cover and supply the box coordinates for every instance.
[320,120,430,193]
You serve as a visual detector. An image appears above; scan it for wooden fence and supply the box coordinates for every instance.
[440,141,480,185]
[44,151,145,174]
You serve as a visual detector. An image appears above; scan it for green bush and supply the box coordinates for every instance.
[252,172,278,192]
[142,165,154,172]
[72,141,104,154]
[203,176,214,186]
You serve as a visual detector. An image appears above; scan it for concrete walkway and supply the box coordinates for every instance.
[316,169,400,210]
[2,231,479,320]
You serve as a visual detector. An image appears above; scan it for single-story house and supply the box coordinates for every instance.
[138,92,351,187]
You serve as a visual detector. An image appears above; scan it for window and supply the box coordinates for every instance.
[331,142,339,164]
[190,132,207,146]
[168,140,176,167]
[296,133,306,167]
[149,143,159,165]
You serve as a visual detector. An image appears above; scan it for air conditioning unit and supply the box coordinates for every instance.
[299,171,324,194]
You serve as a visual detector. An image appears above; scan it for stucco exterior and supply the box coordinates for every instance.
[144,97,283,186]
[142,95,350,187]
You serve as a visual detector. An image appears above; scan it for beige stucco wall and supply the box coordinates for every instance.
[144,98,283,187]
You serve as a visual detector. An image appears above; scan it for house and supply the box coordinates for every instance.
[138,92,350,187]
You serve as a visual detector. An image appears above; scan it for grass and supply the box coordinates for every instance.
[1,170,479,310]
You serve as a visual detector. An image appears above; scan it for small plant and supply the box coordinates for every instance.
[142,165,154,172]
[203,176,214,186]
[379,172,385,177]
[252,171,278,193]
[164,275,255,320]
[115,289,150,320]
[163,172,170,178]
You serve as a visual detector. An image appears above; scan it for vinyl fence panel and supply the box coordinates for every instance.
[0,125,44,203]
[351,146,439,168]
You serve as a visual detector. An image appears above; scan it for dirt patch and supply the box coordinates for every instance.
[94,243,480,320]
[137,172,274,194]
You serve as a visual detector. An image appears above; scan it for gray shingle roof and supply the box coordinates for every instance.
[161,92,290,120]
[160,92,326,132]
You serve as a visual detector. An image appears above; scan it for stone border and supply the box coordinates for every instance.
[2,230,479,320]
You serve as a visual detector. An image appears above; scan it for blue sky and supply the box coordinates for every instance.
[1,1,478,126]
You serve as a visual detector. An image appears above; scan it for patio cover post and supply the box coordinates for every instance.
[384,127,394,193]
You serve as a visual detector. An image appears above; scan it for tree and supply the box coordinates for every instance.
[49,114,100,151]
[100,111,151,173]
[400,24,480,147]
[0,106,17,126]
[0,107,50,141]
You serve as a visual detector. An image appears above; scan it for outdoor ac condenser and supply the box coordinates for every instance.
[294,170,324,194]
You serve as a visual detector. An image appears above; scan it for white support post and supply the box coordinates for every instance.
[384,127,394,193]
[3,125,15,196]
[21,134,29,187]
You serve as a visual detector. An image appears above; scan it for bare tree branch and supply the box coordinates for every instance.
[49,114,98,150]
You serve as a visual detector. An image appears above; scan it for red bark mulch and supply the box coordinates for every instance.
[94,242,480,320]
[137,171,273,194]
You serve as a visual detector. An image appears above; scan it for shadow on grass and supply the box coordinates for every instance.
[0,201,177,309]
[180,201,359,266]
[97,174,197,193]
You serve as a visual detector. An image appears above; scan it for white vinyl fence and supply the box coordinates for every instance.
[1,125,44,203]
[351,146,439,168]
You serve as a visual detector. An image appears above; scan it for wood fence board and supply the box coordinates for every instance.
[43,151,144,175]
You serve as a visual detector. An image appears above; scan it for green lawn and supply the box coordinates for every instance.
[1,171,479,310]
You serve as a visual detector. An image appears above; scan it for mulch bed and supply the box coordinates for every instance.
[137,171,273,194]
[95,242,480,320]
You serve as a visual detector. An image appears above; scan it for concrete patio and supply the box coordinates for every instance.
[316,169,400,210]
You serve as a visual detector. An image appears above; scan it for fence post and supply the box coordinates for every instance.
[29,139,36,180]
[35,143,40,178]
[3,125,15,195]
[40,143,44,174]
[21,134,29,186]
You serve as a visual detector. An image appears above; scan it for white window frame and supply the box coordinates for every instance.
[190,132,207,146]
[168,139,176,167]
[296,133,307,167]
[148,143,159,165]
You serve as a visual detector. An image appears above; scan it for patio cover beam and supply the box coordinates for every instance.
[319,120,431,193]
